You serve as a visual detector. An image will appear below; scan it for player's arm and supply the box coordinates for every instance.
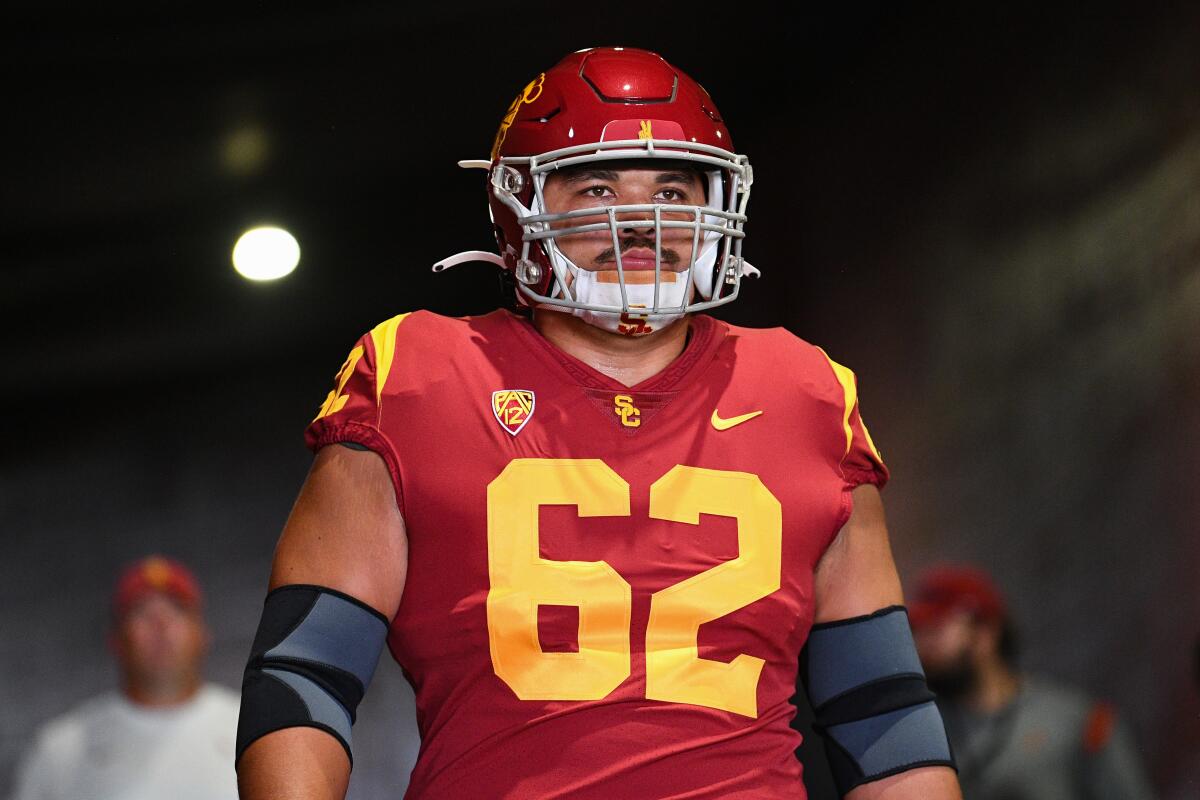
[809,484,962,799]
[237,444,408,800]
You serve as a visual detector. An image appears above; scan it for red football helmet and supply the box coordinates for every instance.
[436,47,756,330]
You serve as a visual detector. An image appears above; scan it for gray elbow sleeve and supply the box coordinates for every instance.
[235,585,389,767]
[803,606,955,795]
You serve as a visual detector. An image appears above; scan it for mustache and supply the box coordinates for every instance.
[594,237,681,265]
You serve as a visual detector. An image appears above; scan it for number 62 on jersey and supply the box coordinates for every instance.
[487,458,782,718]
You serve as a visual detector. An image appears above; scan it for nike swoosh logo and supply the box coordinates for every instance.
[711,409,763,431]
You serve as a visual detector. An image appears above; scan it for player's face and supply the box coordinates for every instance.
[113,593,208,692]
[542,165,707,274]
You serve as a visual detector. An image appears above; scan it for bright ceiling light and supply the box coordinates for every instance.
[232,226,300,281]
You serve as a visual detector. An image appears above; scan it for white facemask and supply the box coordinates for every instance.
[435,147,757,326]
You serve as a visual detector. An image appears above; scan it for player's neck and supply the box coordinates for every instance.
[533,310,691,387]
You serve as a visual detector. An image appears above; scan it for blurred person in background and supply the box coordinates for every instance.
[10,556,239,800]
[910,564,1156,800]
[1165,636,1200,800]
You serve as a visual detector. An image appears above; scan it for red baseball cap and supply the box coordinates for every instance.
[907,564,1006,628]
[112,556,202,619]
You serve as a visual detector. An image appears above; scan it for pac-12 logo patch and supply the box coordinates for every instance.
[492,389,535,436]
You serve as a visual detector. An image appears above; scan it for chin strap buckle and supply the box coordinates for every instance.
[723,256,760,284]
[515,259,543,285]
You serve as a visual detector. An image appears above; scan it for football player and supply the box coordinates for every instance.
[236,48,962,799]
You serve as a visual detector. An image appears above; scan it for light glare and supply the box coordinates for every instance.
[232,227,300,281]
[221,125,270,175]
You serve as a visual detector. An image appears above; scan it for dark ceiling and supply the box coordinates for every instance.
[1,3,1183,421]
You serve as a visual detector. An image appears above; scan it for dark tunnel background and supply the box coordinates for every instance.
[2,3,1198,796]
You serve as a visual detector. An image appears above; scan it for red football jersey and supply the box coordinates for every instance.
[305,309,886,799]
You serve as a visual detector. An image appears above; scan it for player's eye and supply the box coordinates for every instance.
[581,185,614,199]
[654,188,689,203]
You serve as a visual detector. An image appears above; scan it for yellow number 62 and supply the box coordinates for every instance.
[486,458,782,718]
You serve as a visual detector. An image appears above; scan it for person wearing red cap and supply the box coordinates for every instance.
[909,564,1156,800]
[11,556,239,800]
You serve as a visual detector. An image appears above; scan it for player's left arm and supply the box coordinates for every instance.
[810,484,962,799]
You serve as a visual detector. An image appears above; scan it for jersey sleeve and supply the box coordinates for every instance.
[304,314,411,507]
[817,348,890,489]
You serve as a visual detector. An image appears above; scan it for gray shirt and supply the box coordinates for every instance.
[939,678,1156,800]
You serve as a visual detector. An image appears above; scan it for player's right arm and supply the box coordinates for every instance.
[237,443,408,800]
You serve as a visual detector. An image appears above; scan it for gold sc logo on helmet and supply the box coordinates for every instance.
[491,73,545,160]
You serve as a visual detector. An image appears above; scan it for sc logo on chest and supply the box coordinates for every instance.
[613,394,641,428]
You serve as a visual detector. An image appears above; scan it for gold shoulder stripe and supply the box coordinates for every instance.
[818,347,858,458]
[817,347,884,464]
[368,313,412,405]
